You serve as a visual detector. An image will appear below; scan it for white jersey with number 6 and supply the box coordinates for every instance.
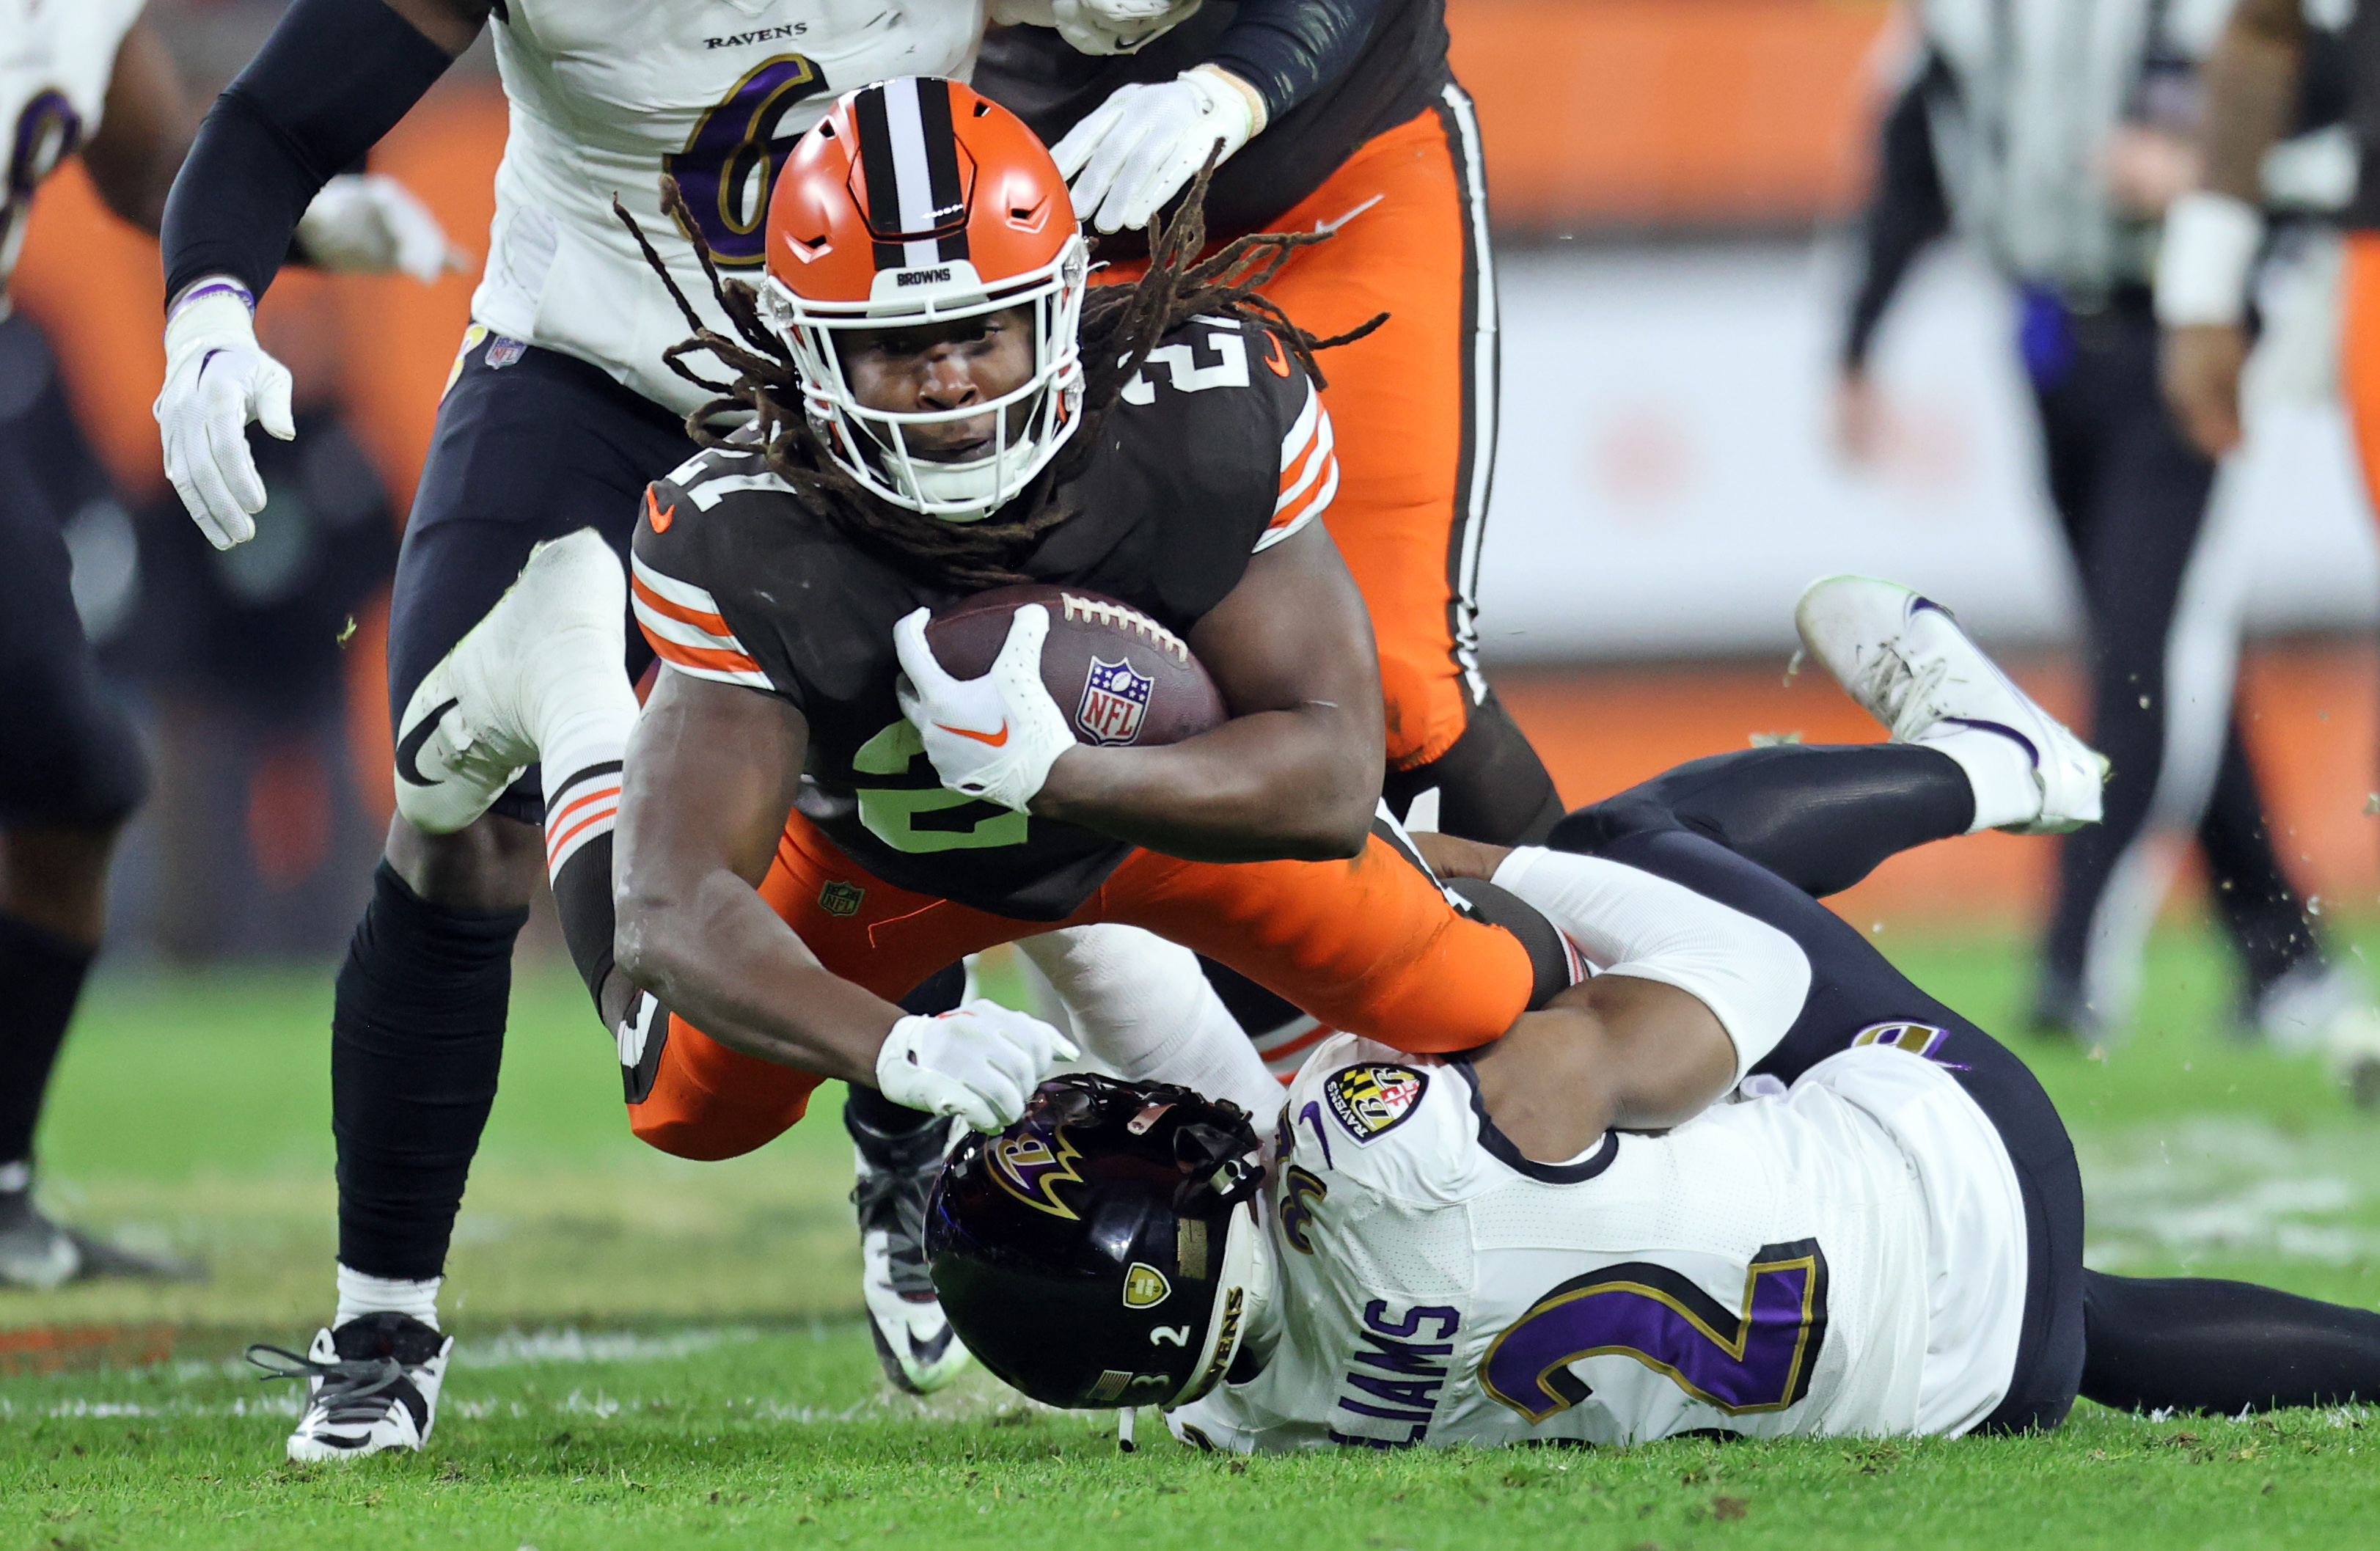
[477,0,984,414]
[0,0,148,300]
[1167,1033,2029,1452]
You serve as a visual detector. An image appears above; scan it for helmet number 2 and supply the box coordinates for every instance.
[1149,1324,1192,1346]
[666,56,831,268]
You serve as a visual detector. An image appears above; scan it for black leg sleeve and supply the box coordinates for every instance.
[1549,743,1974,898]
[332,862,527,1282]
[0,910,95,1167]
[1383,688,1564,846]
[2081,1269,2380,1414]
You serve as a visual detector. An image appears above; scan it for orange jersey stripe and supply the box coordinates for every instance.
[630,572,731,636]
[640,628,764,678]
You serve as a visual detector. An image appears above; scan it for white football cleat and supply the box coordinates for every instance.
[392,528,627,834]
[849,1112,971,1394]
[1796,576,2109,835]
[250,1313,452,1462]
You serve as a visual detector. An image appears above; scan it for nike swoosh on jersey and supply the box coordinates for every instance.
[1262,333,1292,378]
[395,698,461,787]
[936,720,1010,747]
[645,486,676,532]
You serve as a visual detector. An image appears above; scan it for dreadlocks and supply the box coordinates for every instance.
[615,164,1383,590]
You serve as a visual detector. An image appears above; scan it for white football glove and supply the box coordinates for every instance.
[893,604,1076,813]
[1056,0,1204,54]
[876,1000,1082,1132]
[988,0,1200,54]
[155,283,293,550]
[1051,65,1267,234]
[296,173,472,283]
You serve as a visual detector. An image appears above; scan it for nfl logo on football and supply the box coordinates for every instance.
[1076,656,1154,746]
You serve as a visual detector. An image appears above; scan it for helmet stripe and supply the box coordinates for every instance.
[912,77,971,265]
[851,83,908,271]
[852,78,973,273]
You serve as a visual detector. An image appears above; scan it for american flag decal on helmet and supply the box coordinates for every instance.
[852,77,973,272]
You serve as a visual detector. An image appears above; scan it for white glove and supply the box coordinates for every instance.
[876,1000,1082,1132]
[1051,65,1267,233]
[893,604,1076,813]
[1052,0,1204,54]
[154,282,293,550]
[296,173,471,283]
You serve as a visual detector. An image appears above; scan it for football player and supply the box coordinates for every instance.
[323,81,2093,1449]
[0,1,447,1288]
[975,0,1563,1084]
[929,579,2380,1448]
[151,0,1388,1418]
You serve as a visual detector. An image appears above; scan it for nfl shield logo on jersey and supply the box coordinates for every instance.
[1076,656,1154,746]
[1325,1064,1428,1143]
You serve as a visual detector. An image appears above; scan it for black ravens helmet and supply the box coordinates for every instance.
[925,1074,1274,1411]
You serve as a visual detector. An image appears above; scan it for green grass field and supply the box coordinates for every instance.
[7,920,2380,1550]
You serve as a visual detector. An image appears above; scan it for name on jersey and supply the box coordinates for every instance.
[1328,1299,1461,1448]
[1325,1065,1427,1144]
[706,22,809,47]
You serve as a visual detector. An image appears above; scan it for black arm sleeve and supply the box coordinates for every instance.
[160,0,458,304]
[1841,54,1954,372]
[1205,0,1383,120]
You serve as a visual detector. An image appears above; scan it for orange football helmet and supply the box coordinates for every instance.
[761,77,1089,521]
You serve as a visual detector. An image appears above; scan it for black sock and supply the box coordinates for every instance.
[0,909,96,1172]
[2080,1269,2380,1414]
[332,862,527,1281]
[843,963,966,1139]
[549,831,645,1031]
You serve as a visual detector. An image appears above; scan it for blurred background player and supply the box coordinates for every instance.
[1837,0,2374,1077]
[0,0,446,1288]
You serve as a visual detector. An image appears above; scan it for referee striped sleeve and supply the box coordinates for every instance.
[1257,380,1339,551]
[629,554,774,690]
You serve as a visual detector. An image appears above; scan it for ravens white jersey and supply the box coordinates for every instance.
[1168,1032,2029,1452]
[476,0,985,414]
[0,0,147,300]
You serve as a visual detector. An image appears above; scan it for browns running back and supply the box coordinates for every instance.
[924,585,1226,749]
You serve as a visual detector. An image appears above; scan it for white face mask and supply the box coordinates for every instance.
[770,237,1091,523]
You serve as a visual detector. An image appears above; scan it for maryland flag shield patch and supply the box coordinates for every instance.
[1324,1064,1427,1144]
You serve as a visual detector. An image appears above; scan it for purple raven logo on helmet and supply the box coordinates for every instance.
[990,1126,1088,1220]
[1076,656,1153,746]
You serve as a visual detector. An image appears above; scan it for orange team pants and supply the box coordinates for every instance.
[629,809,1536,1160]
[1097,92,1495,771]
[2342,232,2380,516]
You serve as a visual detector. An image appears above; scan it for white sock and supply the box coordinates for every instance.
[539,702,634,883]
[0,1159,29,1194]
[1017,926,1281,1117]
[1919,725,2042,832]
[334,1264,442,1330]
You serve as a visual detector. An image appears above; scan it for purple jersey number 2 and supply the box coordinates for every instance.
[1482,1239,1830,1423]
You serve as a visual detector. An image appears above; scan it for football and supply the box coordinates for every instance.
[923,584,1226,749]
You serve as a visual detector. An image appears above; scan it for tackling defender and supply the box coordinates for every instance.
[0,0,447,1287]
[930,579,2380,1445]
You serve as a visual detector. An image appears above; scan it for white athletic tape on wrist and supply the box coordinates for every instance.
[2156,192,2266,327]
